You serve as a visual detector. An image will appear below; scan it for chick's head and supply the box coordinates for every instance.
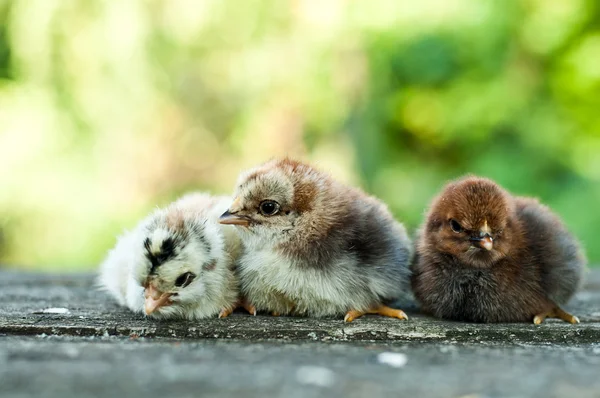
[219,159,319,247]
[424,176,520,267]
[134,210,225,317]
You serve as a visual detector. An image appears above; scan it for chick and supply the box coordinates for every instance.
[99,193,246,320]
[219,158,413,322]
[412,176,586,324]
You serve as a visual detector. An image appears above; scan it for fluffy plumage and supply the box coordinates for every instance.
[411,176,586,324]
[219,158,413,321]
[99,193,241,320]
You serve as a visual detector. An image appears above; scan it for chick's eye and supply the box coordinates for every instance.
[259,200,280,216]
[174,272,196,288]
[450,219,463,233]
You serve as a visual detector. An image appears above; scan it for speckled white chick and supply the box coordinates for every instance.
[219,158,413,322]
[99,193,245,320]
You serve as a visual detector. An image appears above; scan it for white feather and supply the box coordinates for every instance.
[238,248,398,317]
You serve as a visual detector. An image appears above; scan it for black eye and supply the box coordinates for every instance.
[450,219,463,233]
[174,272,196,288]
[259,200,280,216]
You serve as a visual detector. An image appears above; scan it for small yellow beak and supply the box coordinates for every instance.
[144,285,172,315]
[219,210,250,226]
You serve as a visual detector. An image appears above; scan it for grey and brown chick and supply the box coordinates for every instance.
[411,176,586,324]
[219,158,413,322]
[99,193,244,320]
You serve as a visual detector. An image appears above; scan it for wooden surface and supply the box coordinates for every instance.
[1,271,599,343]
[1,270,600,398]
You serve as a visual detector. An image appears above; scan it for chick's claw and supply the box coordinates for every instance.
[533,306,580,325]
[372,305,409,320]
[218,307,234,319]
[343,310,364,323]
[344,305,408,323]
[242,301,257,316]
[233,299,257,316]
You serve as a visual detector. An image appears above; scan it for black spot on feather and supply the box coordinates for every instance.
[161,237,175,258]
[144,236,177,275]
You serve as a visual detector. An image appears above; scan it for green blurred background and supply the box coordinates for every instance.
[0,0,598,271]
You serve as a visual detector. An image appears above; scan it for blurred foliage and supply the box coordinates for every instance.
[0,0,598,270]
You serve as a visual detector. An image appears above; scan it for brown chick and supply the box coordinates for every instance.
[411,176,585,324]
[219,158,413,322]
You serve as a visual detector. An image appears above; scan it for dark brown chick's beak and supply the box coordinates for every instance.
[219,210,250,226]
[144,285,173,315]
[469,235,494,251]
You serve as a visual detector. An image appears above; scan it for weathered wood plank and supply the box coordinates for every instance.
[1,271,599,344]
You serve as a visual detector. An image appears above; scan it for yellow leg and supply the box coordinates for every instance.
[533,306,579,325]
[344,305,408,323]
[372,305,409,320]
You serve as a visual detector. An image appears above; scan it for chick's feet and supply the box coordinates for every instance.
[272,304,295,317]
[218,306,235,318]
[219,300,257,318]
[344,305,408,323]
[533,306,580,325]
[240,300,257,316]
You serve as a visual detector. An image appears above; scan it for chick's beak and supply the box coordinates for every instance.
[144,285,173,315]
[219,210,250,226]
[470,235,494,251]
